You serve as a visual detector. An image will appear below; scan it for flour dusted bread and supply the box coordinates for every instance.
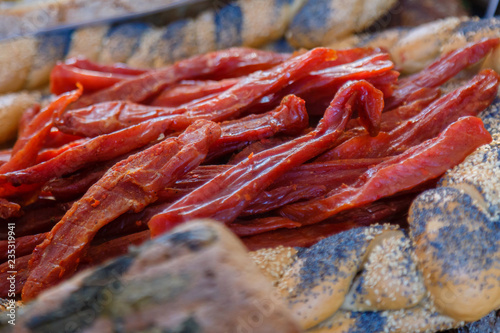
[5,220,300,333]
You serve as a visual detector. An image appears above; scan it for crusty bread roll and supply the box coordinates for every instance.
[286,0,398,48]
[277,225,400,329]
[341,230,426,312]
[6,220,301,333]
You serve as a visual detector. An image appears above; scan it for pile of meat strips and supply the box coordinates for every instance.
[0,39,498,301]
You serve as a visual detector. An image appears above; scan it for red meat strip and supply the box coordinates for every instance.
[57,48,334,137]
[149,79,239,107]
[22,120,221,301]
[229,217,302,237]
[71,48,290,108]
[42,96,308,199]
[242,194,416,251]
[65,57,148,75]
[18,104,41,137]
[0,232,47,262]
[318,69,499,161]
[347,87,441,132]
[50,63,144,95]
[0,88,82,174]
[240,184,327,216]
[280,116,492,224]
[0,255,30,297]
[147,80,384,236]
[0,198,21,219]
[0,115,178,186]
[386,38,499,109]
[0,230,150,297]
[0,200,72,239]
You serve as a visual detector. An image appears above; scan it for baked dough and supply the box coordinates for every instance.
[5,220,301,333]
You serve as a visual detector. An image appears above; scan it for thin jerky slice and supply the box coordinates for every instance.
[0,88,82,174]
[207,95,309,161]
[242,194,416,251]
[0,198,21,219]
[280,116,492,224]
[149,79,239,107]
[42,96,308,200]
[386,38,500,109]
[0,232,47,262]
[229,217,302,237]
[71,48,289,108]
[147,80,384,236]
[346,87,441,132]
[319,69,499,161]
[22,120,221,301]
[57,48,334,137]
[0,118,171,187]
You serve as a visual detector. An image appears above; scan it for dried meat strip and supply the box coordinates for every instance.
[346,87,441,132]
[147,80,384,237]
[57,48,334,137]
[0,115,178,186]
[149,79,239,107]
[249,53,396,115]
[0,200,72,239]
[242,194,416,251]
[229,217,302,237]
[0,198,21,219]
[50,63,144,95]
[0,230,150,297]
[0,255,30,297]
[280,116,492,225]
[22,120,221,300]
[318,69,499,161]
[206,95,309,161]
[386,38,500,109]
[42,96,308,199]
[71,48,290,108]
[0,232,47,262]
[0,88,82,174]
[240,184,327,216]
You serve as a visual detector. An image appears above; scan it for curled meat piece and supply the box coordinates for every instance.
[71,47,290,108]
[22,120,221,301]
[318,69,499,161]
[148,80,384,236]
[0,87,82,174]
[281,116,492,224]
[57,48,333,137]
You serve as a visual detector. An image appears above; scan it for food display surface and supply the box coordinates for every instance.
[0,1,499,332]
